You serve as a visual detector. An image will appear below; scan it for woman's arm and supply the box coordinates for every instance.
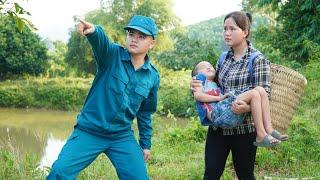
[232,54,271,114]
[193,91,226,102]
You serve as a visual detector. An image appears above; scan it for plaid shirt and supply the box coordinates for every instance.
[216,41,271,135]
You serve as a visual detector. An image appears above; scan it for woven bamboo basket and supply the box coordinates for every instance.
[270,64,307,133]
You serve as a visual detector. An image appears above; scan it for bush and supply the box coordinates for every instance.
[157,66,196,117]
[0,77,90,110]
[162,117,207,144]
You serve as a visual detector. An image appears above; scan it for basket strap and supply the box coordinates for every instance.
[218,51,262,89]
[248,51,262,84]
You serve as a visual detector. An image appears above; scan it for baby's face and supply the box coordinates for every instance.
[196,61,216,79]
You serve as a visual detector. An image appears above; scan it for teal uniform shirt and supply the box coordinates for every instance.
[75,26,160,150]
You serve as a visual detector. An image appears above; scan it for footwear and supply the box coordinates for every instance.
[253,134,281,147]
[271,130,289,141]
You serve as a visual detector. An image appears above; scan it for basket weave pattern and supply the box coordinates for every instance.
[270,64,307,132]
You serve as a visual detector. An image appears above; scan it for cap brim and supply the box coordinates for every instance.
[124,26,152,36]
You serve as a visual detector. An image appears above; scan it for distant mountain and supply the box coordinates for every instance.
[186,14,270,51]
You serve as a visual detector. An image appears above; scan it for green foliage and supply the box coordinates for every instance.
[302,40,320,81]
[295,40,320,111]
[155,29,219,70]
[162,117,207,145]
[0,150,45,179]
[47,40,68,77]
[0,16,48,79]
[157,66,196,117]
[187,15,224,45]
[0,0,35,32]
[0,77,90,110]
[65,30,96,76]
[244,0,320,63]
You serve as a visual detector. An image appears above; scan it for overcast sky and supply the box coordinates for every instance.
[20,0,242,42]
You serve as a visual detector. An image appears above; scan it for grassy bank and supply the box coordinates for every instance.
[0,77,90,110]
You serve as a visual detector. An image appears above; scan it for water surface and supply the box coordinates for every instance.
[0,108,187,169]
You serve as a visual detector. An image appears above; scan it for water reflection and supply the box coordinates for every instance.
[0,108,76,169]
[0,126,47,156]
[39,133,65,169]
[0,126,66,169]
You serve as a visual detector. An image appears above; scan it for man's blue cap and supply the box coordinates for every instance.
[124,15,158,39]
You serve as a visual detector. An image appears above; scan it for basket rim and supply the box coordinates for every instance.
[271,63,307,85]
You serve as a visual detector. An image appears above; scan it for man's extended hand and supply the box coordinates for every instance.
[143,149,151,162]
[77,19,95,36]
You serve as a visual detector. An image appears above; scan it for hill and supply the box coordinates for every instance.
[186,14,269,51]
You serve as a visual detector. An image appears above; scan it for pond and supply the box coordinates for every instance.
[0,108,187,169]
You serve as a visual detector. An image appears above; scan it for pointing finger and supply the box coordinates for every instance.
[78,19,87,25]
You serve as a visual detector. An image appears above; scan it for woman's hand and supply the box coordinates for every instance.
[232,99,250,114]
[220,93,229,101]
[190,78,202,92]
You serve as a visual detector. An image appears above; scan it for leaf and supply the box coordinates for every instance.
[16,18,24,33]
[21,17,38,31]
[14,3,21,13]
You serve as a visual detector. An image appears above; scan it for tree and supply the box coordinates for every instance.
[47,40,68,77]
[65,29,96,76]
[0,0,35,32]
[0,16,48,79]
[243,0,320,63]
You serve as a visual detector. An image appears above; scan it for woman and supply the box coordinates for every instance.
[191,11,271,179]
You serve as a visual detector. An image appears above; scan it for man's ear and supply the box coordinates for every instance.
[149,39,156,50]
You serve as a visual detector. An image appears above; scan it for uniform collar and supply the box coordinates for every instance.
[121,49,152,70]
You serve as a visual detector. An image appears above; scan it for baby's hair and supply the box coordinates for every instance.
[191,60,217,77]
[191,60,207,77]
[191,60,219,84]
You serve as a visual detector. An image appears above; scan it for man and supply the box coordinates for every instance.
[47,15,160,180]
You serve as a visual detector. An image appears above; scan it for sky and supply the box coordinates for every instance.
[21,0,242,42]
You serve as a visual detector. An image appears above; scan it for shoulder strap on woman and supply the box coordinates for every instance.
[248,51,262,82]
[218,51,262,81]
[217,52,228,70]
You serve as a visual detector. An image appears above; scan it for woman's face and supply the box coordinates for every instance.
[223,17,248,48]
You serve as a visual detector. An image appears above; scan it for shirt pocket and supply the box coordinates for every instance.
[108,71,129,109]
[130,85,150,113]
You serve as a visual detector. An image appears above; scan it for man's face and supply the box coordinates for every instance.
[125,29,155,55]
